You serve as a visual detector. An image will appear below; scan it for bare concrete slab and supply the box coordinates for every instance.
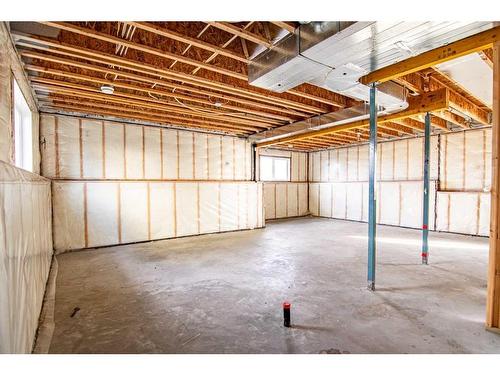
[48,217,500,353]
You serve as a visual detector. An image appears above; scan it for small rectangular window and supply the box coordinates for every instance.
[13,78,33,172]
[259,156,290,182]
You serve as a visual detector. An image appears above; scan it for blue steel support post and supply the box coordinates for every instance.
[422,112,431,264]
[367,83,377,290]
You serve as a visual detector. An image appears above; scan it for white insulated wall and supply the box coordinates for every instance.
[40,115,252,181]
[52,181,263,252]
[0,161,52,353]
[436,129,491,236]
[308,129,492,236]
[264,182,309,219]
[40,114,264,252]
[308,137,439,230]
[0,25,52,354]
[258,148,309,220]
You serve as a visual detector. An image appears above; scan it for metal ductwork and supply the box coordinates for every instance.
[248,22,409,112]
[249,21,497,144]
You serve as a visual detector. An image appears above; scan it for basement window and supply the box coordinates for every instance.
[13,78,33,172]
[260,156,290,182]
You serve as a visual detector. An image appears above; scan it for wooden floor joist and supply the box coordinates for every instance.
[21,52,312,118]
[128,22,249,63]
[14,33,337,113]
[31,82,278,128]
[26,65,303,122]
[41,22,248,80]
[206,22,272,48]
[30,77,285,128]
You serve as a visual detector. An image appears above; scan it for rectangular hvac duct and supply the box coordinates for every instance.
[249,21,497,95]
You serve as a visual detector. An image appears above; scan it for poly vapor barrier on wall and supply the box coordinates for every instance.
[309,181,436,230]
[308,136,439,183]
[0,161,52,353]
[264,182,309,220]
[436,192,490,236]
[40,114,252,181]
[53,181,264,252]
[440,129,491,192]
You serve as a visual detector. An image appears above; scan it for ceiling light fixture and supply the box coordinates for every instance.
[214,101,223,108]
[100,84,115,95]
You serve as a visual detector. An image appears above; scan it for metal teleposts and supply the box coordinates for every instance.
[368,83,377,291]
[422,112,431,264]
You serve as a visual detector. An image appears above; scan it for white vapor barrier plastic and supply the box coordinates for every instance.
[440,128,491,192]
[308,136,439,183]
[40,114,252,181]
[435,192,490,236]
[0,161,53,353]
[308,181,436,230]
[52,181,264,252]
[263,182,308,220]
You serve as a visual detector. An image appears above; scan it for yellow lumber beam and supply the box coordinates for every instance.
[256,88,449,148]
[361,26,500,84]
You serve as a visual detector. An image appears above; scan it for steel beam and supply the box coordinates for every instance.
[422,112,431,265]
[367,83,377,291]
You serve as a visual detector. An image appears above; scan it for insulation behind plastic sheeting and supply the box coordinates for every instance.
[104,122,124,179]
[332,183,347,219]
[308,136,439,183]
[440,128,491,191]
[309,183,319,216]
[82,120,103,179]
[319,183,332,218]
[87,182,119,247]
[125,125,143,179]
[150,183,175,239]
[263,182,309,220]
[308,181,436,230]
[144,127,162,179]
[40,114,252,181]
[52,182,85,250]
[379,182,400,225]
[176,183,198,236]
[163,129,178,179]
[194,133,208,180]
[121,183,148,243]
[52,181,263,252]
[346,183,363,221]
[275,184,287,218]
[0,161,53,353]
[436,192,490,236]
[57,116,81,178]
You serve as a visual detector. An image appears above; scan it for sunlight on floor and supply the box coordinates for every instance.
[349,235,488,251]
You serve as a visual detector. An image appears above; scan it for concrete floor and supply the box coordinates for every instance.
[48,217,500,353]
